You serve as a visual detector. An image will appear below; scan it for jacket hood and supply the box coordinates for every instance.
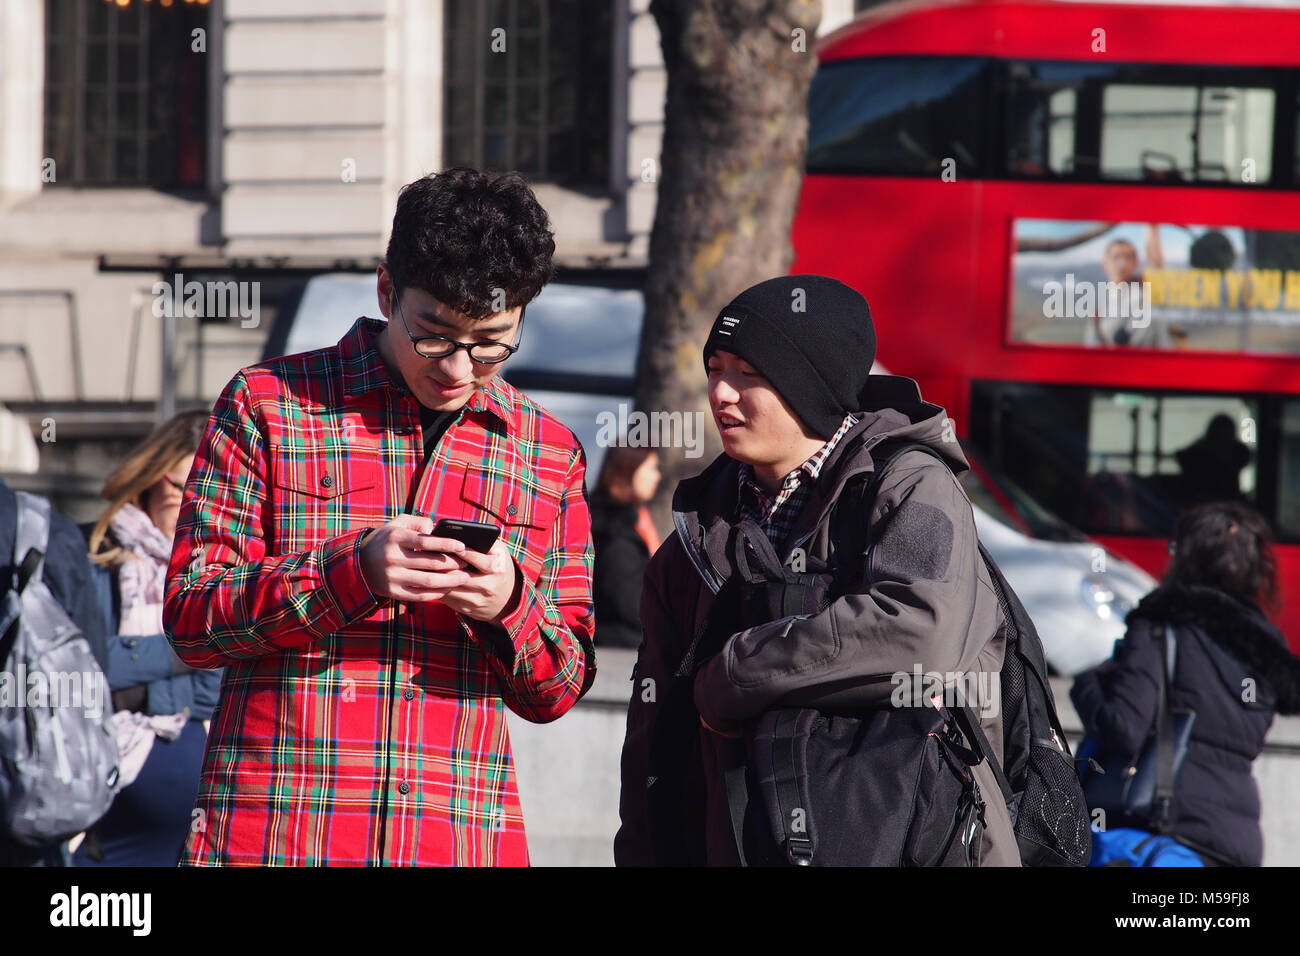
[671,374,966,592]
[855,373,969,474]
[1127,584,1300,714]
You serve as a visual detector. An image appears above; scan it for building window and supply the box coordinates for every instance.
[44,0,210,189]
[444,0,611,186]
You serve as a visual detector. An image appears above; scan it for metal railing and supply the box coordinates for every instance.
[0,290,84,401]
[0,283,261,427]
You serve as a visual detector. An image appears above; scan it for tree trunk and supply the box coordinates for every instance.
[636,0,821,531]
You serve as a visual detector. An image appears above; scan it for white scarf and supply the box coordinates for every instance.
[108,503,172,637]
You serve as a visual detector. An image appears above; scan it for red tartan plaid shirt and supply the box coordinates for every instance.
[162,317,596,866]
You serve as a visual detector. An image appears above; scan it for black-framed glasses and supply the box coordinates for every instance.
[393,290,524,364]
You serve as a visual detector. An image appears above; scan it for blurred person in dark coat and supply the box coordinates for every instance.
[1072,501,1300,866]
[590,445,661,648]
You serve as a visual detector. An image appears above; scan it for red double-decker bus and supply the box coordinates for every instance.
[792,0,1300,645]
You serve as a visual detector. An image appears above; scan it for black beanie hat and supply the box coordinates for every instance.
[702,275,876,439]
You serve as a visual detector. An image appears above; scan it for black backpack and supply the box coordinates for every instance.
[719,440,1092,866]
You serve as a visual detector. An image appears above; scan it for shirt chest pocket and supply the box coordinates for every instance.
[458,466,562,580]
[268,442,390,551]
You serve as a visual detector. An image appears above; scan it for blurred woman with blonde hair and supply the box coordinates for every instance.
[73,408,222,867]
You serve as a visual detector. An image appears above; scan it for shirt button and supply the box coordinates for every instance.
[398,781,410,795]
[321,475,334,488]
[403,688,415,701]
[506,504,518,517]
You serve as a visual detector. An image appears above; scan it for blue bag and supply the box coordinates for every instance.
[1090,827,1205,867]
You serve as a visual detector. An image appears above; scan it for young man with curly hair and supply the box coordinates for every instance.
[163,168,596,866]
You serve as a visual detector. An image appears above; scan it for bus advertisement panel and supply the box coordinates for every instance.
[1010,219,1300,353]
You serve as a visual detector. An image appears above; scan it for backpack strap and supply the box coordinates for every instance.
[1152,622,1176,833]
[769,709,814,865]
[12,491,48,592]
[1,492,51,667]
[730,708,816,866]
[952,692,1015,806]
[722,758,750,866]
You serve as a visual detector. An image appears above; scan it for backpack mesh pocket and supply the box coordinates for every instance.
[1017,742,1091,866]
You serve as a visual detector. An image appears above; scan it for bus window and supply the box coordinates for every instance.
[1085,392,1258,528]
[1101,84,1273,184]
[806,57,989,177]
[1280,400,1300,538]
[1002,60,1108,177]
[1002,62,1283,186]
[1295,85,1300,184]
[971,381,1263,539]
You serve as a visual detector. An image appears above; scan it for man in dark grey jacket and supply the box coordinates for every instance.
[615,275,1017,866]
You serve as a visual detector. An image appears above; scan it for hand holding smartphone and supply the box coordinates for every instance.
[358,515,508,605]
[431,517,520,622]
[357,514,516,619]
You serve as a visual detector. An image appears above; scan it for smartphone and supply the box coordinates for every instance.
[431,518,501,554]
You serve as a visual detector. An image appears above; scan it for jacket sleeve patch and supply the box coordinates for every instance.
[877,501,953,580]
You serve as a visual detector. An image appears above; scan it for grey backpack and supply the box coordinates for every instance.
[0,491,119,845]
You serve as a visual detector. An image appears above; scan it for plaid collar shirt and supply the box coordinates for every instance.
[162,317,596,866]
[736,413,859,550]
